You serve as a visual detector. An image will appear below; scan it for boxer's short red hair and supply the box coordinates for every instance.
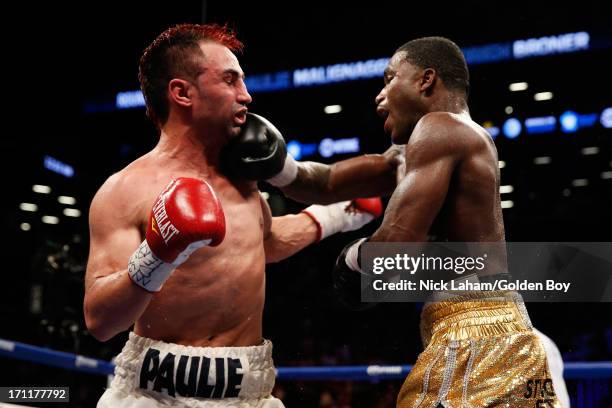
[139,24,244,127]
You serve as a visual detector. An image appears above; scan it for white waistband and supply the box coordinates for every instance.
[109,332,277,401]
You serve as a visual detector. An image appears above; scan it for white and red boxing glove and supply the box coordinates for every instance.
[128,178,226,292]
[302,198,383,241]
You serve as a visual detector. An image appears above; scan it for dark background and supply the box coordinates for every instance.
[1,1,611,407]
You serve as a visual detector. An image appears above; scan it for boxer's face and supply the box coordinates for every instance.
[376,52,426,144]
[191,42,252,138]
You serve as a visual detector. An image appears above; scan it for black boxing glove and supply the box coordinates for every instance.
[333,238,379,311]
[222,113,298,185]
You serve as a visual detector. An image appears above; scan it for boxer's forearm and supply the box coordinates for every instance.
[281,155,397,204]
[83,271,153,342]
[264,214,318,263]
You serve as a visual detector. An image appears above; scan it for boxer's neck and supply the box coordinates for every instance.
[157,122,225,172]
[425,89,470,117]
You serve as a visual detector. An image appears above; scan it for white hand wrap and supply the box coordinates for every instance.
[128,239,211,292]
[266,154,298,187]
[303,201,376,241]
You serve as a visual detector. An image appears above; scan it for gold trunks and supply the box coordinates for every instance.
[397,291,561,408]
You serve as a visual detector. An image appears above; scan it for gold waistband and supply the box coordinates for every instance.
[420,291,532,346]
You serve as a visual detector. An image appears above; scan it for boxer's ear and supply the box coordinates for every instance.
[168,78,193,107]
[420,68,437,94]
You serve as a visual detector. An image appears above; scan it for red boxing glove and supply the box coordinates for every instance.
[128,178,226,292]
[351,198,383,218]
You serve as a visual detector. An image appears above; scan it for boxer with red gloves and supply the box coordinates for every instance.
[86,24,401,408]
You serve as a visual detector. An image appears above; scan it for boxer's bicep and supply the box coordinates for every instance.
[85,179,142,293]
[84,177,158,341]
[376,160,454,241]
[371,130,459,242]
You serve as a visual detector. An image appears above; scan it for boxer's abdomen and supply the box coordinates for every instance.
[135,178,266,347]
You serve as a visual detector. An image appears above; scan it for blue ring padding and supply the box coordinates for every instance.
[0,339,115,375]
[1,338,611,380]
[276,365,412,380]
[562,362,612,379]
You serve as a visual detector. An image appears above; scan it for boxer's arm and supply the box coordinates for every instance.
[83,175,153,342]
[225,113,399,203]
[370,118,462,242]
[261,194,319,263]
[280,146,401,204]
[264,215,320,263]
[261,194,382,263]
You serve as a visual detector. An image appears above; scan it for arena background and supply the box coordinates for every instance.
[1,1,611,407]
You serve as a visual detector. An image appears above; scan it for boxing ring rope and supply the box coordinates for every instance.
[1,338,612,380]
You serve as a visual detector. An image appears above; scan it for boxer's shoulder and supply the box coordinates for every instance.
[90,154,163,226]
[415,112,473,137]
[409,112,486,157]
[94,165,146,203]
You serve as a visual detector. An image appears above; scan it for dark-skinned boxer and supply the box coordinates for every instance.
[332,37,566,407]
